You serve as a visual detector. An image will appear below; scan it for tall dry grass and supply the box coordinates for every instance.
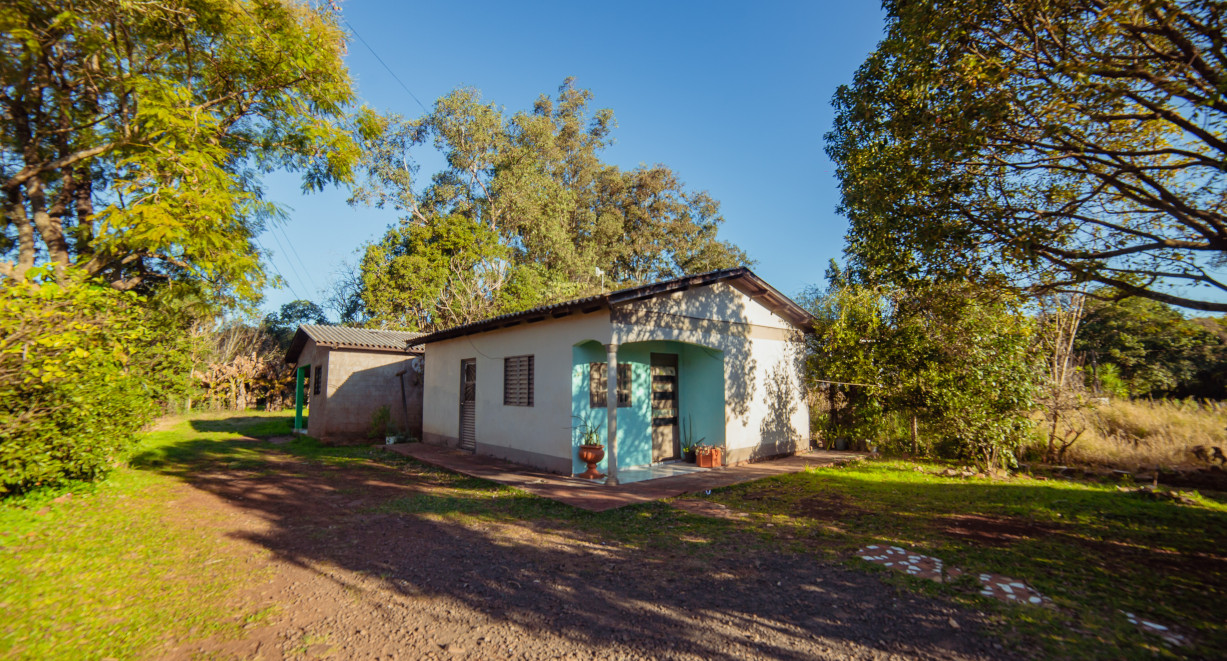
[1035,399,1227,469]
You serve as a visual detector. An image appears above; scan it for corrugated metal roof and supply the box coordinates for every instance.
[301,325,424,350]
[285,325,424,364]
[414,267,816,345]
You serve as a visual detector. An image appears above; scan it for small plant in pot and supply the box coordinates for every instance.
[574,418,606,479]
[681,415,704,463]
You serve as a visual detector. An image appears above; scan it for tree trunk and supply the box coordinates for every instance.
[4,187,36,278]
[27,178,70,279]
[73,166,95,256]
[910,414,919,455]
[1046,404,1061,463]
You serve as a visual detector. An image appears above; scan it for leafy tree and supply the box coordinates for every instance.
[806,279,1039,469]
[358,214,511,330]
[0,269,193,494]
[347,79,749,327]
[803,281,889,444]
[1076,293,1226,397]
[827,0,1226,312]
[1,0,361,306]
[263,299,329,349]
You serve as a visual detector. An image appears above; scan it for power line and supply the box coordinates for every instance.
[343,19,429,113]
[274,221,322,295]
[264,229,311,302]
[255,237,303,302]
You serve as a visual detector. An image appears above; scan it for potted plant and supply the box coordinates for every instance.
[574,418,606,479]
[695,443,724,468]
[681,415,703,463]
[682,442,697,463]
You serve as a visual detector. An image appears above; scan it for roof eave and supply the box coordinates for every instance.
[415,267,816,345]
[284,327,310,365]
[414,298,611,345]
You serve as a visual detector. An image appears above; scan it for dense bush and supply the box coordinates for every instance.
[1076,294,1227,399]
[806,278,1040,469]
[0,272,191,494]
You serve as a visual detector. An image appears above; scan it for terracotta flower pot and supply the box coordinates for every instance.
[696,446,723,468]
[577,444,606,479]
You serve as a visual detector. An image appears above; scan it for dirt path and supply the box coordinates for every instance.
[149,447,1013,660]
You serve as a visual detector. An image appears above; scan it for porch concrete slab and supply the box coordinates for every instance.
[384,443,866,512]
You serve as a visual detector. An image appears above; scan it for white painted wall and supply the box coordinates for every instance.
[614,282,810,463]
[422,312,612,472]
[421,280,811,472]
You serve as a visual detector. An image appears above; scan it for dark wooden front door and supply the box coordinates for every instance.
[650,353,679,462]
[459,358,476,452]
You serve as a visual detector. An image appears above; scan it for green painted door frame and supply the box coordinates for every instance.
[294,364,309,431]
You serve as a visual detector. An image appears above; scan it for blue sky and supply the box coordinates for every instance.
[257,1,888,316]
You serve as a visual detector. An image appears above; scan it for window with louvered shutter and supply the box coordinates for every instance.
[589,363,631,408]
[313,365,322,395]
[503,355,534,406]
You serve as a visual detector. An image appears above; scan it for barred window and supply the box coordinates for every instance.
[313,365,322,395]
[503,355,534,406]
[589,362,632,408]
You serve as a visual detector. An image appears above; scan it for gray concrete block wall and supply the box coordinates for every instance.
[293,341,423,441]
[320,349,423,440]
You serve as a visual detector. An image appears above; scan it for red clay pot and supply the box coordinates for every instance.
[696,446,723,468]
[577,444,606,479]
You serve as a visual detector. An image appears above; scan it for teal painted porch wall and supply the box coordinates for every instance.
[570,340,724,475]
[679,343,725,450]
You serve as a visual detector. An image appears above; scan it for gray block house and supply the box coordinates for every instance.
[284,325,425,440]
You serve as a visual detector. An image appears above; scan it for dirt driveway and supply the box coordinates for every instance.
[148,440,1013,660]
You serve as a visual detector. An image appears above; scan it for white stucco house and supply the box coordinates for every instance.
[415,268,814,481]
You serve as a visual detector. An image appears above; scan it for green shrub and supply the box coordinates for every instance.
[0,272,190,494]
[369,405,393,438]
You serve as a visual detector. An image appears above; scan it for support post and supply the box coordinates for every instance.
[604,343,620,486]
[294,365,306,432]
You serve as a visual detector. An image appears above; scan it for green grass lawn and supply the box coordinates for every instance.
[0,412,290,660]
[2,412,1223,659]
[702,460,1227,659]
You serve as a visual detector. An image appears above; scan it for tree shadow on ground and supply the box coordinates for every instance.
[187,415,298,437]
[720,468,1227,656]
[131,415,1012,660]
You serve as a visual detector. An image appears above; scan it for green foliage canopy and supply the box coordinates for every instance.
[827,0,1226,312]
[1076,293,1227,398]
[806,278,1040,468]
[263,298,329,350]
[349,79,750,330]
[0,271,193,493]
[1,0,361,307]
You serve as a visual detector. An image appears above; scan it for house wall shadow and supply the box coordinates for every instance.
[318,354,424,441]
[610,281,810,465]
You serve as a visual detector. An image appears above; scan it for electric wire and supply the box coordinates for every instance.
[343,19,429,113]
[255,237,303,301]
[264,227,312,302]
[274,221,322,295]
